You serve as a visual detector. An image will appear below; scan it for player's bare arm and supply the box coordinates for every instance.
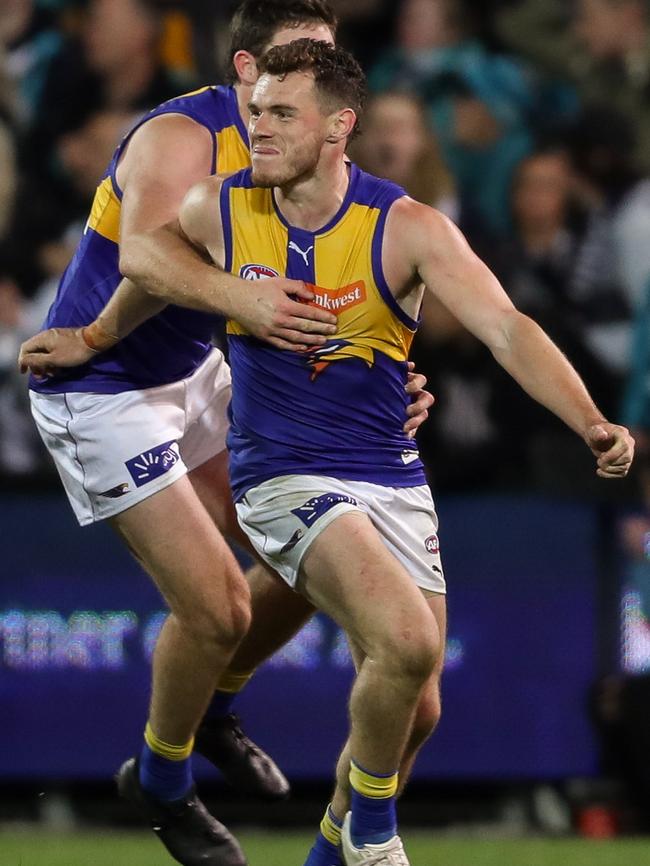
[18,113,217,373]
[385,197,634,478]
[119,174,338,352]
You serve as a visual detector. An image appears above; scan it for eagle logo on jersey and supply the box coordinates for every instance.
[240,263,280,280]
[305,339,374,380]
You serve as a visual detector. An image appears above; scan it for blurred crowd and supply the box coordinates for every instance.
[1,0,649,514]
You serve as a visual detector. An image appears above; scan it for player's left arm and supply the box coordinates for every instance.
[389,197,634,478]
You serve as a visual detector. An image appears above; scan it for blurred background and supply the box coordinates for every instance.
[3,0,650,863]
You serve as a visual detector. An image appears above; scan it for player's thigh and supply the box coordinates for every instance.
[111,474,248,624]
[189,449,250,548]
[299,511,439,659]
[229,563,316,671]
[190,450,315,648]
[419,592,446,715]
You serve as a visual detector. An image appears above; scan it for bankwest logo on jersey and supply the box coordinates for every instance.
[305,281,367,315]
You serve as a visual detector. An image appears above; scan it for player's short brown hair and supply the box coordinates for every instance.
[257,39,366,140]
[227,0,338,83]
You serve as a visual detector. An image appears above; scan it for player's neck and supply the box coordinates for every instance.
[274,155,350,232]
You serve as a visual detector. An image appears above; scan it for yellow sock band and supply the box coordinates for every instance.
[349,760,398,799]
[215,670,254,694]
[320,805,342,846]
[144,722,194,761]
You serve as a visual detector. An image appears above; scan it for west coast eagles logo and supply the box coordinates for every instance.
[306,339,374,380]
[240,263,280,280]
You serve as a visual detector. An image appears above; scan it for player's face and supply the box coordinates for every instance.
[248,72,330,187]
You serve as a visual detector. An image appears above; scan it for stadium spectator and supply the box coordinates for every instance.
[621,272,650,528]
[368,0,538,234]
[498,0,650,174]
[0,119,17,241]
[0,0,65,127]
[499,145,625,492]
[564,107,650,395]
[349,91,456,211]
[23,0,193,185]
[410,296,518,492]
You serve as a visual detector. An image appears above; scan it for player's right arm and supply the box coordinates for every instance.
[19,114,217,373]
[19,114,337,373]
[115,122,335,345]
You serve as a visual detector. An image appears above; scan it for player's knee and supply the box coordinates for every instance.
[212,579,252,648]
[411,689,442,747]
[386,627,439,686]
[176,579,250,650]
[227,586,253,645]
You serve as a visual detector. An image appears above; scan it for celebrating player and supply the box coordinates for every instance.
[17,5,436,866]
[26,40,633,866]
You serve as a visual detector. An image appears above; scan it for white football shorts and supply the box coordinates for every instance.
[29,348,231,526]
[236,474,446,594]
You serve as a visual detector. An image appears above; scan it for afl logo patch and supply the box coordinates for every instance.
[424,534,439,554]
[240,263,280,280]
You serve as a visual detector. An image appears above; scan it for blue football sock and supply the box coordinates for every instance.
[203,689,238,720]
[139,723,193,802]
[304,805,343,866]
[204,671,254,720]
[349,760,398,846]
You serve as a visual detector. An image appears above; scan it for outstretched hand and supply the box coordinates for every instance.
[585,423,635,479]
[404,362,434,439]
[18,327,96,377]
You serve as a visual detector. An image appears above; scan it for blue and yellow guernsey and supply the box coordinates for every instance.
[223,164,427,500]
[31,85,250,395]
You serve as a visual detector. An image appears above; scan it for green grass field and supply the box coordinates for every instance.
[3,830,650,866]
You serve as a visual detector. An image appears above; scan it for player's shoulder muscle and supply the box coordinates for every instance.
[118,113,215,191]
[385,195,473,272]
[179,172,233,252]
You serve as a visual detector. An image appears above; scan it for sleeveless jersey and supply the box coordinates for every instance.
[222,165,426,500]
[31,85,250,394]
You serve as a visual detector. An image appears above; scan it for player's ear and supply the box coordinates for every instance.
[325,108,357,144]
[233,50,259,86]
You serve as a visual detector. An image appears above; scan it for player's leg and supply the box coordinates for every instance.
[190,451,315,681]
[29,383,249,866]
[188,449,314,798]
[111,478,251,866]
[299,512,443,861]
[305,595,445,866]
[111,476,250,754]
[396,592,446,790]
